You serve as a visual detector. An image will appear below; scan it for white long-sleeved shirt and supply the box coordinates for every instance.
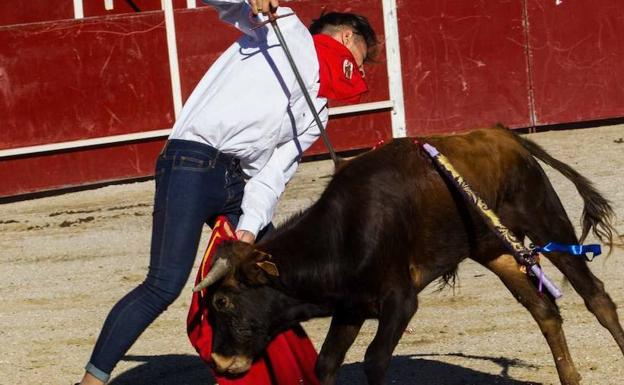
[170,1,328,236]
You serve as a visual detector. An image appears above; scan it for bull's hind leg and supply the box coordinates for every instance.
[315,312,365,385]
[363,288,419,385]
[506,159,624,356]
[483,254,581,385]
[535,247,624,355]
[524,214,624,355]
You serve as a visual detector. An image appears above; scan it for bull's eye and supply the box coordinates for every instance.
[212,294,232,311]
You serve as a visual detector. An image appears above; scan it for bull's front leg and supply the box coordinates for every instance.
[315,312,364,385]
[364,289,418,385]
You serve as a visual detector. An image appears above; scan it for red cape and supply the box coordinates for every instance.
[187,216,320,385]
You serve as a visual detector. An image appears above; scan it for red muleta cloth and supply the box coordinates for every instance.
[187,216,320,385]
[313,34,368,103]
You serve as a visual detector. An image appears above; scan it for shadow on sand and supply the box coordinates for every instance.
[109,353,541,385]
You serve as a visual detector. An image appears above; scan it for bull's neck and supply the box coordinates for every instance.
[258,205,342,304]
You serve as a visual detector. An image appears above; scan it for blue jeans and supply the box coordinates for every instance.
[86,139,268,382]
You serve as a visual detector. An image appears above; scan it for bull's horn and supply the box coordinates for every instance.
[193,258,231,292]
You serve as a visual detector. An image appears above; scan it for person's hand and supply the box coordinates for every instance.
[236,229,256,244]
[249,0,278,16]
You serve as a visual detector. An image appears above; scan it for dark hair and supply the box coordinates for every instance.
[309,12,379,61]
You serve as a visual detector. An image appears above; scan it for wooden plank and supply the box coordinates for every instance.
[397,0,532,135]
[527,0,624,125]
[0,140,164,197]
[0,0,74,26]
[0,13,174,150]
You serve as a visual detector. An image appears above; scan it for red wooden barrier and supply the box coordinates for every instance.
[527,0,624,125]
[0,1,391,197]
[397,0,532,135]
[0,12,174,149]
[1,142,164,195]
[1,0,623,198]
[0,0,73,25]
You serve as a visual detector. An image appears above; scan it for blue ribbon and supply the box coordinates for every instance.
[537,242,602,261]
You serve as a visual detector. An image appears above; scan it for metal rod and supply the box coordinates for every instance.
[269,16,340,167]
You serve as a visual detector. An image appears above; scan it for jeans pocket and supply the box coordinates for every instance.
[154,168,165,190]
[224,166,245,204]
[172,155,215,172]
[152,167,167,214]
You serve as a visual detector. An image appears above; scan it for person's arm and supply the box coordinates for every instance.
[236,122,323,242]
[201,0,278,37]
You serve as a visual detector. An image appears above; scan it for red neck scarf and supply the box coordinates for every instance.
[313,34,368,103]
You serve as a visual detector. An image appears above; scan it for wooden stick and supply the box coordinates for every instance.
[422,142,562,299]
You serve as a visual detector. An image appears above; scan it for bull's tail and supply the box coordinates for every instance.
[511,130,622,251]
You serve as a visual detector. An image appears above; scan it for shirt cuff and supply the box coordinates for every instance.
[236,214,263,237]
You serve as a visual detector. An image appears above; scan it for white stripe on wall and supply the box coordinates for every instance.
[161,0,184,119]
[73,0,84,19]
[381,0,407,138]
[0,101,394,158]
[0,130,172,158]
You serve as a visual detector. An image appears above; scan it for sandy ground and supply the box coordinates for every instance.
[1,124,623,385]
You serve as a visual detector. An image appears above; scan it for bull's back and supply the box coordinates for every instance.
[417,127,532,198]
[327,127,534,290]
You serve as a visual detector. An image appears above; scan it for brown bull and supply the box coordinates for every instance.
[196,127,623,385]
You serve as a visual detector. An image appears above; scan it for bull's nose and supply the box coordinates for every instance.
[211,352,235,373]
[227,356,253,375]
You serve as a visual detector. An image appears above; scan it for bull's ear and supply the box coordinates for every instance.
[250,249,278,276]
[240,251,279,285]
[255,260,279,277]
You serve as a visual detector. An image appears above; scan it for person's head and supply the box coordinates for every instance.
[309,12,378,74]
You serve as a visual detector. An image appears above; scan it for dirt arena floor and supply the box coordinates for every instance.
[1,124,623,385]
